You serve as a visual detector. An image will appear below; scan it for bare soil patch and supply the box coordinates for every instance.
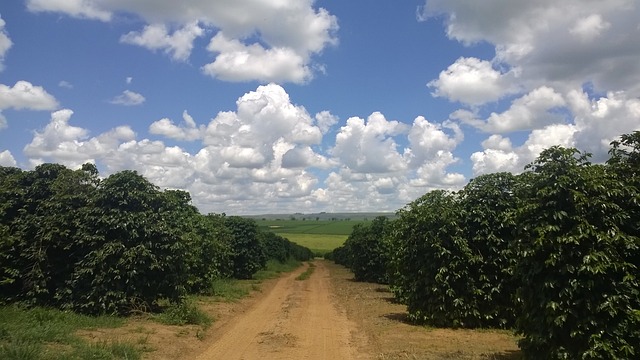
[195,260,366,359]
[325,261,523,360]
[78,260,522,359]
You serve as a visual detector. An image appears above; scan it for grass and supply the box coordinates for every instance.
[208,278,251,302]
[295,262,316,281]
[206,258,304,302]
[0,305,142,360]
[155,300,212,328]
[276,233,348,255]
[256,219,362,235]
[254,258,303,280]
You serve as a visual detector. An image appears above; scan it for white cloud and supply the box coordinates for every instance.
[23,109,91,167]
[109,90,145,106]
[27,0,112,21]
[568,89,640,161]
[569,14,611,42]
[0,150,16,166]
[202,32,311,83]
[471,124,577,175]
[126,77,133,84]
[28,0,338,83]
[0,112,6,130]
[314,111,338,134]
[406,117,462,165]
[470,89,640,175]
[331,112,409,173]
[421,0,640,95]
[149,110,203,141]
[405,117,465,189]
[205,83,322,149]
[471,148,519,175]
[0,16,12,71]
[451,87,567,133]
[22,109,195,186]
[120,22,204,62]
[0,81,59,111]
[428,57,520,105]
[58,80,73,89]
[20,85,469,214]
[483,86,566,133]
[322,114,466,209]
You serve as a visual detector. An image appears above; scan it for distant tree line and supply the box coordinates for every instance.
[326,132,640,360]
[0,164,313,315]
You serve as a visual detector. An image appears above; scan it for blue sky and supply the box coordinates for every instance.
[1,0,639,214]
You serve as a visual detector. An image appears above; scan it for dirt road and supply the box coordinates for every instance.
[195,260,367,360]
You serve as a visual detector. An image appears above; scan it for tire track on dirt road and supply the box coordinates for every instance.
[195,260,367,360]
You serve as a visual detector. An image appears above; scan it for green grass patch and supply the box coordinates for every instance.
[207,278,251,302]
[203,259,305,304]
[295,262,316,281]
[154,300,212,328]
[58,340,142,360]
[254,258,302,280]
[256,219,363,235]
[0,305,140,360]
[274,233,347,254]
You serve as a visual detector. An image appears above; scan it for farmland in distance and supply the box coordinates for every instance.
[252,213,393,255]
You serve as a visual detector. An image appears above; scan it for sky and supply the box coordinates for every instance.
[0,1,639,215]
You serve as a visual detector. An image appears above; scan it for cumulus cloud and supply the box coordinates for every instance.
[24,109,92,167]
[28,0,339,83]
[428,57,520,105]
[27,0,112,21]
[109,90,145,106]
[331,112,409,174]
[421,0,640,95]
[0,150,16,166]
[202,32,310,83]
[0,16,12,71]
[120,22,204,62]
[22,109,193,185]
[150,110,203,141]
[314,111,338,134]
[470,89,640,175]
[203,83,324,169]
[321,113,465,210]
[20,84,469,214]
[483,86,566,133]
[0,81,59,111]
[568,89,640,161]
[471,124,577,175]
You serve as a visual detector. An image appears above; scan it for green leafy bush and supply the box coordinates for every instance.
[388,190,480,327]
[64,171,187,314]
[224,216,267,279]
[342,216,391,283]
[458,172,520,328]
[514,146,640,359]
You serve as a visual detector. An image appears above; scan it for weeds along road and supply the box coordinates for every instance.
[195,260,368,360]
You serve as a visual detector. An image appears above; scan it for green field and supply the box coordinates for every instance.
[256,219,363,254]
[256,219,361,235]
